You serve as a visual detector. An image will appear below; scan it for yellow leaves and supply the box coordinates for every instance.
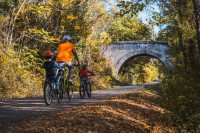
[93,46,99,55]
[20,6,27,14]
[143,64,159,82]
[0,56,9,65]
[59,0,74,6]
[67,15,77,20]
[74,25,81,30]
[99,32,112,45]
[132,21,139,28]
[100,31,108,37]
[28,28,49,36]
[23,28,58,43]
[100,8,106,14]
[0,44,43,99]
[105,76,111,83]
[25,16,29,22]
[47,1,54,6]
[29,5,52,15]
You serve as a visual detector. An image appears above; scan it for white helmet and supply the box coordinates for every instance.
[63,35,72,41]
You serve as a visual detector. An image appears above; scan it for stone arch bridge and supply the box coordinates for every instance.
[100,41,172,74]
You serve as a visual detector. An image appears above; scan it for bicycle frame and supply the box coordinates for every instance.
[56,64,74,102]
[79,78,92,98]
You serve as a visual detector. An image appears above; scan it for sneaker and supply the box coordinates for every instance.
[55,86,59,94]
[68,78,74,85]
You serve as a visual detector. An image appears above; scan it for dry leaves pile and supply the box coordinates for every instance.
[0,89,175,133]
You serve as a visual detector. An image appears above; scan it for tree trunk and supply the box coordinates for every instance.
[6,11,14,45]
[177,0,189,69]
[192,0,200,54]
[8,0,27,45]
[178,31,188,68]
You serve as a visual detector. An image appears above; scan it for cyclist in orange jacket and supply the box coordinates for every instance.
[56,35,80,85]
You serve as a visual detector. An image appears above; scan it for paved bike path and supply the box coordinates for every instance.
[0,84,155,124]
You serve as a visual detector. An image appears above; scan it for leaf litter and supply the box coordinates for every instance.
[0,89,176,133]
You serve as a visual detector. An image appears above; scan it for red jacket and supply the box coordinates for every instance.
[79,69,94,78]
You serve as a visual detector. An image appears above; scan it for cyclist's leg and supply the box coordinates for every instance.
[65,62,74,84]
[86,78,90,92]
[53,77,59,94]
[80,78,83,86]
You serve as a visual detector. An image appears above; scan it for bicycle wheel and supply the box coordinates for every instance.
[44,81,53,105]
[57,78,64,103]
[87,82,92,98]
[66,82,73,102]
[79,82,86,99]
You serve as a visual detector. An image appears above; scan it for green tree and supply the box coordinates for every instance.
[108,15,152,41]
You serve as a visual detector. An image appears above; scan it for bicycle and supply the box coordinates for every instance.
[79,75,94,99]
[57,64,74,103]
[43,78,59,105]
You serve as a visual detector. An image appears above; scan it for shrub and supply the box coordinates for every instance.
[161,72,200,132]
[0,44,43,99]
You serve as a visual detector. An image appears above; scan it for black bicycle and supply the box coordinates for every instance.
[57,65,74,103]
[79,76,93,99]
[43,78,59,105]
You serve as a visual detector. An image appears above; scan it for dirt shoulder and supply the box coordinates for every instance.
[0,87,175,133]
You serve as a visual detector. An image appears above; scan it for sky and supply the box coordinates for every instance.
[105,0,160,34]
[138,4,160,34]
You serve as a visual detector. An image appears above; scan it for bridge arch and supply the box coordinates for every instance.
[116,50,172,74]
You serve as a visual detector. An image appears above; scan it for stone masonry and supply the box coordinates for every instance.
[100,41,172,74]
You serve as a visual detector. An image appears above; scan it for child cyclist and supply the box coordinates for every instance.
[79,63,95,93]
[42,50,59,93]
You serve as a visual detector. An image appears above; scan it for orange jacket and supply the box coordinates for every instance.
[56,41,76,62]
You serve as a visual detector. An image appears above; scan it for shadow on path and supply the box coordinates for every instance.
[0,83,158,124]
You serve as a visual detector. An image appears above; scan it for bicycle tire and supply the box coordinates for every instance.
[66,82,73,101]
[79,82,86,99]
[87,82,92,98]
[57,78,64,103]
[44,81,53,105]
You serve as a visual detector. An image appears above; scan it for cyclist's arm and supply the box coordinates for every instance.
[87,70,95,76]
[72,50,80,66]
[90,72,95,76]
[54,62,59,68]
[41,63,45,68]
